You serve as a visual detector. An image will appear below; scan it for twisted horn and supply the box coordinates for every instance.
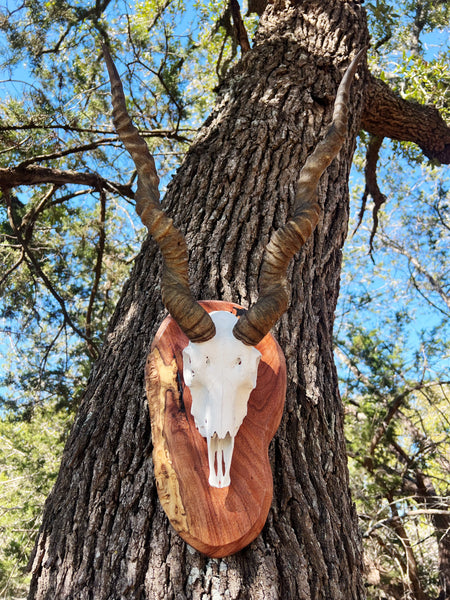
[103,46,216,343]
[233,48,366,346]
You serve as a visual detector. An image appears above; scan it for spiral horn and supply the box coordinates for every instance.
[103,45,216,343]
[233,48,366,346]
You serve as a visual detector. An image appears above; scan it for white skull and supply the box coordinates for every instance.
[182,311,261,488]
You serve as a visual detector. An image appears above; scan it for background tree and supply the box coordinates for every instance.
[336,149,450,598]
[333,5,450,594]
[0,0,449,598]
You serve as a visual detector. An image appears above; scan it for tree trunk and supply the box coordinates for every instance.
[28,1,370,598]
[414,472,450,599]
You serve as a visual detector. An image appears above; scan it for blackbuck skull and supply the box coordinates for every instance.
[182,311,261,487]
[103,45,364,487]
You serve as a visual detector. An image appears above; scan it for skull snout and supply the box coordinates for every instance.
[207,433,234,488]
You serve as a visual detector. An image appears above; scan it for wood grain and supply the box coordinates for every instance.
[145,300,286,557]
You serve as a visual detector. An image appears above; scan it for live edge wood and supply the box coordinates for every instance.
[145,301,286,558]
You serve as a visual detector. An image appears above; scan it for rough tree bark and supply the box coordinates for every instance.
[27,1,450,599]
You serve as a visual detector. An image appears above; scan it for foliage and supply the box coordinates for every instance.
[367,0,450,123]
[0,0,449,597]
[336,149,450,599]
[1,193,140,417]
[0,403,70,599]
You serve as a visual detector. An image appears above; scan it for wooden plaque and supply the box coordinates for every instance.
[145,300,286,557]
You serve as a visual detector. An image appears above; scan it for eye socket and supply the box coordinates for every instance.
[205,356,210,366]
[236,357,242,366]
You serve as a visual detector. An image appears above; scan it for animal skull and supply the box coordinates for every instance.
[182,311,261,488]
[105,44,365,487]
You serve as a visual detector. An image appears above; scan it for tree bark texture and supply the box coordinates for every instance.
[29,1,370,598]
[361,73,450,163]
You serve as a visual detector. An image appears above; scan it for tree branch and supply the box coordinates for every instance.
[19,184,60,241]
[0,247,25,289]
[392,441,450,598]
[16,138,115,169]
[362,73,450,164]
[385,494,431,600]
[353,134,387,253]
[230,0,251,53]
[0,123,194,142]
[247,0,267,16]
[85,189,106,346]
[379,233,450,312]
[0,165,134,199]
[368,381,450,457]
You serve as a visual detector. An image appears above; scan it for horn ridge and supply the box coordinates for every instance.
[233,48,366,346]
[103,45,216,342]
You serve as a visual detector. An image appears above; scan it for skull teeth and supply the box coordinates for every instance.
[207,432,235,488]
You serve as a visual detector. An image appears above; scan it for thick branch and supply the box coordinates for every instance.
[247,0,267,16]
[0,165,134,198]
[230,0,251,53]
[362,73,450,163]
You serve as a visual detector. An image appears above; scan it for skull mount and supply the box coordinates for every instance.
[146,300,286,557]
[105,46,364,557]
[182,311,261,488]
